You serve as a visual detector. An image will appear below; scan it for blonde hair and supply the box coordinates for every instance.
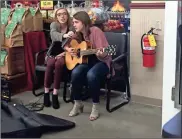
[54,8,72,27]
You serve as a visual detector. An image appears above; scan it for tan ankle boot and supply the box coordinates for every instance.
[69,100,84,117]
[89,103,100,121]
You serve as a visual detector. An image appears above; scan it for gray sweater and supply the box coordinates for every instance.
[50,22,73,42]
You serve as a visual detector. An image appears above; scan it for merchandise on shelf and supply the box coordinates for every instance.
[111,0,125,12]
[1,2,44,46]
[11,7,34,33]
[39,0,130,32]
[101,0,130,32]
[40,10,47,19]
[29,7,43,31]
[1,47,25,76]
[88,7,109,24]
[104,19,124,31]
[69,7,90,17]
[48,10,54,20]
[42,1,109,24]
[92,0,103,8]
[107,0,127,20]
[1,8,12,46]
[11,0,39,8]
[4,22,24,47]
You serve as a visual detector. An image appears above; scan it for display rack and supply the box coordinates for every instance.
[104,11,130,33]
[1,0,130,33]
[41,1,130,33]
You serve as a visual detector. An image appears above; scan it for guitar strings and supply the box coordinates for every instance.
[80,49,98,56]
[77,45,115,56]
[80,48,115,56]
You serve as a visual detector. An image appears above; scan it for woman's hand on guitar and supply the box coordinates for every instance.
[63,31,74,38]
[55,52,65,59]
[96,49,107,58]
[66,47,77,56]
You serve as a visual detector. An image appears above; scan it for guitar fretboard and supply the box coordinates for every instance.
[80,49,98,56]
[79,45,116,56]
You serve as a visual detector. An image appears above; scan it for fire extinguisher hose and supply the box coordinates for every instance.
[141,33,146,54]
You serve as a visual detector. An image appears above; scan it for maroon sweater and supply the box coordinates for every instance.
[83,26,112,70]
[71,26,112,69]
[65,26,114,75]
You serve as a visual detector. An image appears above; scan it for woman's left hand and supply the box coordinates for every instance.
[55,52,65,59]
[96,49,107,58]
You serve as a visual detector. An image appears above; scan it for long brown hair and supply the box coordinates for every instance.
[54,8,72,27]
[73,11,92,40]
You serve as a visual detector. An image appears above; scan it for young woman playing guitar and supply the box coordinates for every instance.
[64,11,112,121]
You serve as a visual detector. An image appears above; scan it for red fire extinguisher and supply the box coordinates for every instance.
[141,28,158,68]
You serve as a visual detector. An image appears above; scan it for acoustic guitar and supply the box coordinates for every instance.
[65,39,116,70]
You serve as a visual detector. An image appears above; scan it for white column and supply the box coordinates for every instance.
[162,1,180,127]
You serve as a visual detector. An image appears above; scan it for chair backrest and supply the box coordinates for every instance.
[104,32,128,59]
[46,41,64,57]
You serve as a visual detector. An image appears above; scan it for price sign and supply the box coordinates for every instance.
[40,0,54,10]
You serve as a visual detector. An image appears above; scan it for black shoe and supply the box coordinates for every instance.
[52,94,60,109]
[44,93,51,107]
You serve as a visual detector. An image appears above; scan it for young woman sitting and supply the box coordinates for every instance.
[64,11,112,120]
[44,8,74,109]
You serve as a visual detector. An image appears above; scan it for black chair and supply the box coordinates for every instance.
[63,32,131,112]
[31,29,52,96]
[32,37,88,104]
[104,32,131,112]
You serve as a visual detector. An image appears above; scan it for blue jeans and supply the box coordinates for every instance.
[71,62,109,103]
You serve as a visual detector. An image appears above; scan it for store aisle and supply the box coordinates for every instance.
[12,90,162,138]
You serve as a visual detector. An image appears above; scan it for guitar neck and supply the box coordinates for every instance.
[80,49,98,56]
[79,45,116,56]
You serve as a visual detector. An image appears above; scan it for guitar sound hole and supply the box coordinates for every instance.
[77,49,81,58]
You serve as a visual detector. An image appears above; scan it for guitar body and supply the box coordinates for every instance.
[65,39,116,70]
[65,39,89,70]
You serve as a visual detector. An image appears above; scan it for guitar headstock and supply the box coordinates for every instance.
[104,45,116,55]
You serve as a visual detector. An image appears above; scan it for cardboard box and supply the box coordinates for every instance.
[1,47,25,75]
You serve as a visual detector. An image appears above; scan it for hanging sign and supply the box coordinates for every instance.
[40,0,54,10]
